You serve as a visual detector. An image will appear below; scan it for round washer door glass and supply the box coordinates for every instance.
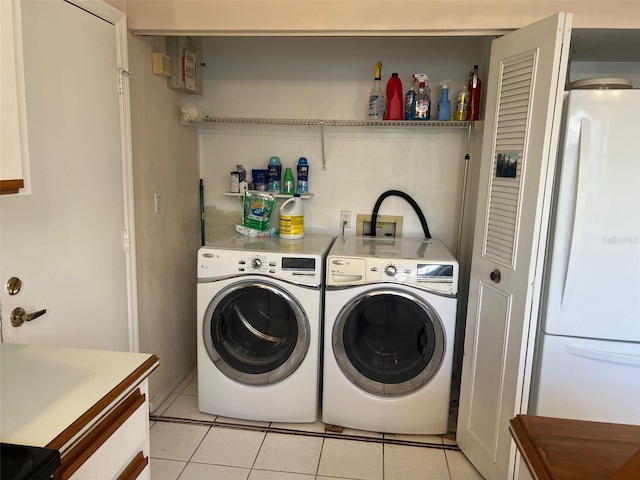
[333,288,445,396]
[203,280,310,385]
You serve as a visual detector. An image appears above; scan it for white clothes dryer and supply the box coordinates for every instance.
[322,236,459,434]
[197,233,334,423]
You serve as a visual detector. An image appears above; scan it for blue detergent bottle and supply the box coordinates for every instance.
[296,157,309,194]
[437,82,451,121]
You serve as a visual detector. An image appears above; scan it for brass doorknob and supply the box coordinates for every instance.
[490,269,501,284]
[10,307,47,327]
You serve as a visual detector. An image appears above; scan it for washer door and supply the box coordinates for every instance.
[332,288,445,396]
[203,280,310,385]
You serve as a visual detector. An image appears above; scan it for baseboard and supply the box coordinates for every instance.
[149,360,196,413]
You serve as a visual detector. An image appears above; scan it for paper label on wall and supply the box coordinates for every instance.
[184,49,196,91]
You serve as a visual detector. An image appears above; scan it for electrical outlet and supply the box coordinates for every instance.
[154,193,161,214]
[340,211,351,228]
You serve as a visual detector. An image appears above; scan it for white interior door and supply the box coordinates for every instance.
[0,0,136,351]
[456,13,572,480]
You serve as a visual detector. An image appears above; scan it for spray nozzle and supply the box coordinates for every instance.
[413,74,429,85]
[374,61,383,79]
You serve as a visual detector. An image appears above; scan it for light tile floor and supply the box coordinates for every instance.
[149,370,483,479]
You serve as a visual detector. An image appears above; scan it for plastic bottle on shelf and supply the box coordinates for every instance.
[412,74,431,120]
[267,156,282,193]
[384,73,403,120]
[296,157,309,194]
[279,194,304,239]
[468,65,482,121]
[368,61,386,120]
[437,82,451,121]
[282,167,295,195]
[454,86,470,121]
[404,78,417,121]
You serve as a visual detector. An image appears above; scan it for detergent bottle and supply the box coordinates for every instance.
[368,61,385,120]
[412,74,431,120]
[454,86,470,121]
[384,73,403,120]
[279,194,304,239]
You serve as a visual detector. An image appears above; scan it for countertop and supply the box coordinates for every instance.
[510,414,640,479]
[0,343,158,449]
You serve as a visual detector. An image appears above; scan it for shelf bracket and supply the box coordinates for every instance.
[320,122,327,170]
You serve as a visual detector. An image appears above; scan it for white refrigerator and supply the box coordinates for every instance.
[530,89,640,425]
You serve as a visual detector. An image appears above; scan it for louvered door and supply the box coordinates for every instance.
[456,13,572,480]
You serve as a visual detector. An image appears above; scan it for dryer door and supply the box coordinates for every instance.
[333,287,445,396]
[203,279,310,385]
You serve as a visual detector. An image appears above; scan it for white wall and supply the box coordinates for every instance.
[195,36,492,253]
[128,34,200,409]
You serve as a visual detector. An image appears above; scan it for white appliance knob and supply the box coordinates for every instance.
[385,265,397,277]
[252,258,262,269]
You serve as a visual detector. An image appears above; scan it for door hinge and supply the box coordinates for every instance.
[123,230,130,252]
[117,67,132,94]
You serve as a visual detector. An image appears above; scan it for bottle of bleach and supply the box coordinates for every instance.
[279,194,304,239]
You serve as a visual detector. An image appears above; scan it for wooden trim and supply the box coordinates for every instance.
[117,451,149,480]
[0,179,24,195]
[47,355,158,451]
[54,389,145,480]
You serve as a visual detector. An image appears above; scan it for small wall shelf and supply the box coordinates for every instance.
[223,191,314,199]
[193,117,475,171]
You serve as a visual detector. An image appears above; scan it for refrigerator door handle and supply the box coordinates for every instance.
[566,345,640,366]
[561,118,591,311]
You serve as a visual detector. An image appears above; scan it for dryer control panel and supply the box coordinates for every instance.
[198,248,324,287]
[327,255,458,295]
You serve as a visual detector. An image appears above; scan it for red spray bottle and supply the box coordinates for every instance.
[468,65,481,121]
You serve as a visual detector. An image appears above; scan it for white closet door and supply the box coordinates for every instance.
[456,13,572,480]
[0,0,135,351]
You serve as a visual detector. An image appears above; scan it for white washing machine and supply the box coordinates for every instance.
[322,236,459,434]
[197,233,335,423]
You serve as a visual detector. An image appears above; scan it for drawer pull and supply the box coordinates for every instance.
[55,389,145,480]
[117,451,148,480]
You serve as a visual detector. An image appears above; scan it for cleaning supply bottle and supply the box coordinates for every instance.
[384,72,403,120]
[267,156,282,193]
[282,167,295,195]
[296,157,309,194]
[404,78,417,121]
[412,74,431,120]
[468,64,482,121]
[279,194,304,239]
[454,86,470,121]
[437,81,451,121]
[368,61,385,120]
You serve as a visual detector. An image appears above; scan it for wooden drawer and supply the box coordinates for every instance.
[56,388,148,479]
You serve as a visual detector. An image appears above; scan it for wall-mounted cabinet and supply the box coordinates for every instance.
[1,0,26,195]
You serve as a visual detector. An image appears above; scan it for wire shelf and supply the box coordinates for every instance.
[195,117,471,128]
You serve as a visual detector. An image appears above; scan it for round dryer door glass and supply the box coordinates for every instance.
[203,280,310,385]
[332,288,445,396]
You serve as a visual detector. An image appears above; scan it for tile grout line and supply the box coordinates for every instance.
[150,415,460,451]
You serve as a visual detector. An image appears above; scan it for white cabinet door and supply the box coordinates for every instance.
[0,0,136,351]
[456,13,572,480]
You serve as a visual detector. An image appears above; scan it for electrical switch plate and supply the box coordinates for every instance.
[154,193,161,214]
[340,211,351,228]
